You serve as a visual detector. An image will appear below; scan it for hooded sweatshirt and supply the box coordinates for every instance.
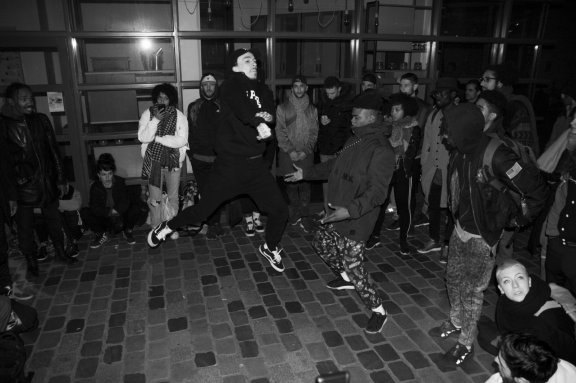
[445,103,486,236]
[446,103,549,246]
[187,84,221,157]
[216,72,275,158]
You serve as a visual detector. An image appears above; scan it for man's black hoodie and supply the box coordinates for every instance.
[216,72,275,158]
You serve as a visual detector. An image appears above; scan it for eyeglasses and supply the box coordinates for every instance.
[479,76,497,82]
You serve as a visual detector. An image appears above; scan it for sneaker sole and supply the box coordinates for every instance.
[365,242,381,251]
[254,228,265,233]
[245,231,256,237]
[385,227,400,231]
[414,222,429,227]
[417,246,441,254]
[147,231,161,248]
[258,246,285,272]
[326,284,355,290]
[400,250,410,255]
[365,315,389,334]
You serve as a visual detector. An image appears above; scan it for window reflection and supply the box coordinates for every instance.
[441,0,503,37]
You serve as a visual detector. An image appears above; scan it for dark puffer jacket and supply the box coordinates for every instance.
[1,109,65,207]
[304,121,395,242]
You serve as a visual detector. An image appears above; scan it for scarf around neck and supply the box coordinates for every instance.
[141,105,179,187]
[389,116,416,156]
[496,275,551,333]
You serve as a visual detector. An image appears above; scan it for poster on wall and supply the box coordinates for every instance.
[47,92,65,113]
[0,51,25,86]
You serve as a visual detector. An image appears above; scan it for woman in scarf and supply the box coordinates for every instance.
[138,83,189,230]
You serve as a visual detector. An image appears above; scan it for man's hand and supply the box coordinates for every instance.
[297,152,307,161]
[320,115,331,126]
[321,203,350,224]
[256,111,273,122]
[9,201,17,217]
[289,151,299,162]
[58,184,69,198]
[284,164,303,182]
[256,123,271,140]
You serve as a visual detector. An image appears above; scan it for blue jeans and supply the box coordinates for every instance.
[148,167,181,226]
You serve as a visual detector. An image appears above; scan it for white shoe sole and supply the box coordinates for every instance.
[326,284,355,290]
[417,246,441,254]
[147,231,160,248]
[365,315,388,334]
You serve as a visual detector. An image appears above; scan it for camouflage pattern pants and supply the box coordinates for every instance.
[446,230,495,348]
[313,225,381,310]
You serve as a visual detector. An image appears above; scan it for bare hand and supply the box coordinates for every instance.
[284,164,303,182]
[9,200,17,216]
[256,123,271,140]
[320,115,331,126]
[297,152,307,161]
[152,105,166,120]
[321,203,350,224]
[256,111,273,122]
[58,184,69,198]
[289,151,299,162]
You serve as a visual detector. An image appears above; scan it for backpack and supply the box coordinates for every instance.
[0,331,30,383]
[481,133,538,227]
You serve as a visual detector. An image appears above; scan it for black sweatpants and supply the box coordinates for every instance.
[169,155,288,249]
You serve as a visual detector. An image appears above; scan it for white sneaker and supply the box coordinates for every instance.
[147,221,174,248]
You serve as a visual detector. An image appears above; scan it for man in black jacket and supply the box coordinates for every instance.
[82,153,140,248]
[186,73,225,239]
[0,115,33,300]
[428,103,548,368]
[148,49,289,273]
[1,83,77,278]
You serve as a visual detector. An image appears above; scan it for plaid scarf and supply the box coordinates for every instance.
[141,106,179,188]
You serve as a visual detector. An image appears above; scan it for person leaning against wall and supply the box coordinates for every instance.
[138,83,189,235]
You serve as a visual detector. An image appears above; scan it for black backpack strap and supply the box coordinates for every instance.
[481,135,522,204]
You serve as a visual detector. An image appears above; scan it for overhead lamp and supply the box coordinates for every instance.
[288,0,294,12]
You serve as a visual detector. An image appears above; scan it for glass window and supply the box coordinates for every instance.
[365,2,432,35]
[0,48,62,86]
[88,138,142,181]
[78,38,175,85]
[364,41,431,79]
[180,39,266,82]
[505,44,536,79]
[75,0,173,31]
[0,0,65,31]
[275,0,354,33]
[441,0,504,37]
[536,45,555,80]
[437,43,493,78]
[81,89,155,135]
[507,1,544,39]
[276,39,353,80]
[179,0,269,32]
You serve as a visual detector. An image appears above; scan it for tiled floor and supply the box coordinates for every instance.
[11,214,540,383]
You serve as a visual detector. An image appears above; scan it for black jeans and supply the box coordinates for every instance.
[546,237,576,297]
[190,156,224,226]
[81,204,140,234]
[0,219,11,288]
[16,201,65,257]
[169,155,288,249]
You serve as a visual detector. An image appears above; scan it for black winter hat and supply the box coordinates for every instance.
[362,73,378,85]
[353,92,384,111]
[324,76,341,88]
[228,48,253,70]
